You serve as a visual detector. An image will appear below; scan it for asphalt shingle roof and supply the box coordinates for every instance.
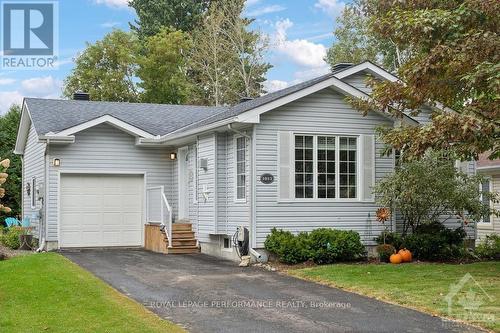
[25,65,353,137]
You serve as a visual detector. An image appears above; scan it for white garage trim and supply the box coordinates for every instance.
[57,170,147,249]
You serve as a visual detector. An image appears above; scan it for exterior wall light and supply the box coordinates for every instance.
[53,158,61,167]
[170,153,177,160]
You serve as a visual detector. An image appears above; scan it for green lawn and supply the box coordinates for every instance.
[290,262,500,332]
[0,253,184,333]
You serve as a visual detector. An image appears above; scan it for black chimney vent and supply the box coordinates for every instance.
[332,63,353,72]
[73,92,90,101]
[239,97,253,103]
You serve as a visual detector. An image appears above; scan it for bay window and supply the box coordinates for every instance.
[294,134,358,199]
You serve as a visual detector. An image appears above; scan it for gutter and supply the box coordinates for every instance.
[38,135,75,144]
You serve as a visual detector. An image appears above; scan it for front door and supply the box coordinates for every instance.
[177,147,190,220]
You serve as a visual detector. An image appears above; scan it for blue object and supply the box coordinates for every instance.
[4,217,19,227]
[21,218,30,228]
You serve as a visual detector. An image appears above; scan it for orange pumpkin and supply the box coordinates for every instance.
[389,253,403,264]
[398,249,412,262]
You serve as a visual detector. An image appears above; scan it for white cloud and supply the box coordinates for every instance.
[314,0,346,18]
[94,0,129,8]
[293,66,330,82]
[0,91,23,115]
[273,19,328,68]
[21,76,63,96]
[264,80,289,93]
[101,21,121,28]
[0,78,16,85]
[247,5,286,17]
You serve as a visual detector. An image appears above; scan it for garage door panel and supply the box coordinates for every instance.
[59,174,144,248]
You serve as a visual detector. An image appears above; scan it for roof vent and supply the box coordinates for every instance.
[332,63,353,72]
[73,91,90,101]
[239,97,253,103]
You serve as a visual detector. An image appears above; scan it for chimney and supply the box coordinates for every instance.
[73,91,90,101]
[239,97,253,103]
[332,63,353,72]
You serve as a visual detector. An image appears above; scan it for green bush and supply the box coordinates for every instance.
[264,228,365,264]
[476,235,500,260]
[375,232,403,250]
[403,222,466,261]
[376,244,395,262]
[0,226,23,249]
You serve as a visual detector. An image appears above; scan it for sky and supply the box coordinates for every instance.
[0,0,349,114]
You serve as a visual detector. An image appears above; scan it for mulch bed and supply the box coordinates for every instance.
[0,244,32,260]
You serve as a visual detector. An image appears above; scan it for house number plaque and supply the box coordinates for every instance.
[260,173,274,184]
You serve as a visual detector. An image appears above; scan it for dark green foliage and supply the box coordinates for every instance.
[308,228,365,264]
[264,228,365,264]
[129,0,211,37]
[375,231,403,250]
[403,222,467,261]
[376,244,395,263]
[0,105,22,221]
[476,235,500,260]
[0,227,23,249]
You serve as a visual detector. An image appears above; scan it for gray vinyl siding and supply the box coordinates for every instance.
[46,124,173,242]
[216,133,228,233]
[342,73,372,94]
[22,123,46,237]
[187,143,199,237]
[254,88,394,248]
[196,133,216,240]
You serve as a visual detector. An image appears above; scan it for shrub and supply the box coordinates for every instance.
[308,228,365,264]
[264,228,309,264]
[0,226,23,249]
[376,244,395,262]
[476,235,500,260]
[264,228,365,264]
[375,231,403,250]
[403,222,466,261]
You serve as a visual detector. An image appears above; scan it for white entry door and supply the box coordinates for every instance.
[177,147,190,220]
[59,174,144,247]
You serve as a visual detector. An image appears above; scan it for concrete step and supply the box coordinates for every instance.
[168,246,200,254]
[172,223,192,231]
[172,239,197,247]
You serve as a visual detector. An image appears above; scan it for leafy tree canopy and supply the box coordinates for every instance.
[63,29,140,102]
[129,0,211,37]
[0,105,21,219]
[352,0,499,160]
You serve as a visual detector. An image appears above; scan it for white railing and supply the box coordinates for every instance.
[146,186,173,248]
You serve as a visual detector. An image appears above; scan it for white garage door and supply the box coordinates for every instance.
[60,174,144,247]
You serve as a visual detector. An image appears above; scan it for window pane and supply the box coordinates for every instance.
[482,179,491,223]
[318,174,326,185]
[339,137,357,198]
[316,136,336,200]
[295,149,303,160]
[305,186,313,198]
[295,135,314,199]
[348,186,356,198]
[318,187,326,198]
[305,136,313,148]
[305,174,313,185]
[318,149,326,160]
[295,161,304,172]
[295,174,304,185]
[327,187,336,198]
[305,148,313,160]
[305,161,313,173]
[295,135,303,148]
[318,162,326,173]
[295,187,304,198]
[327,175,335,185]
[340,187,348,198]
[340,174,348,186]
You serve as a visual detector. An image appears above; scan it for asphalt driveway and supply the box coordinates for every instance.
[63,249,482,333]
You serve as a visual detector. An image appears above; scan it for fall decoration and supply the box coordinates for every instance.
[376,207,391,223]
[398,249,412,262]
[389,253,403,264]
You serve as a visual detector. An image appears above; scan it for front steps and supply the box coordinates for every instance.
[168,223,200,254]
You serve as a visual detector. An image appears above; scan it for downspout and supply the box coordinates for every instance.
[227,124,267,263]
[37,147,48,252]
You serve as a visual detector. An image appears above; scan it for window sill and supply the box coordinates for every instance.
[234,199,248,204]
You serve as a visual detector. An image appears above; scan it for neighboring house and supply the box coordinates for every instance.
[476,152,500,240]
[14,61,475,260]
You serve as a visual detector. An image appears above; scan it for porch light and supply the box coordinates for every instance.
[170,153,177,160]
[53,158,61,167]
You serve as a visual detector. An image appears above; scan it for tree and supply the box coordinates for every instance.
[0,105,21,218]
[63,30,140,102]
[373,152,499,236]
[189,0,270,106]
[352,0,500,161]
[129,0,211,37]
[0,158,12,215]
[137,28,194,104]
[326,0,411,72]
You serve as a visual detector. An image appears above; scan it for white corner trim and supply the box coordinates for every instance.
[334,61,400,82]
[14,100,34,155]
[54,115,155,138]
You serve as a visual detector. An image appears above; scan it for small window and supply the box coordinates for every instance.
[223,237,231,249]
[236,137,246,200]
[480,178,492,223]
[30,177,36,208]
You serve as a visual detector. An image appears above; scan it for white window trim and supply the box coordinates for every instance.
[479,176,493,225]
[234,135,247,203]
[30,177,37,209]
[291,133,361,202]
[221,236,233,252]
